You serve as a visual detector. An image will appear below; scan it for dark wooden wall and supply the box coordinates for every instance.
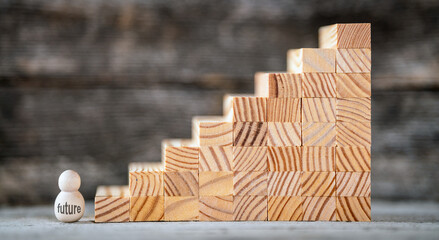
[1,0,439,204]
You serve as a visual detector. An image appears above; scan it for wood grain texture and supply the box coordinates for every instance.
[164,146,199,172]
[233,122,267,147]
[287,48,336,73]
[319,23,371,49]
[302,98,336,122]
[199,146,233,171]
[233,147,267,171]
[233,171,267,196]
[95,186,130,223]
[268,196,303,221]
[302,123,336,147]
[336,197,371,222]
[268,146,301,171]
[193,117,233,147]
[254,72,301,98]
[233,196,268,221]
[199,171,233,196]
[302,73,337,97]
[130,196,164,221]
[129,162,164,196]
[336,98,371,122]
[199,196,234,221]
[336,73,371,97]
[302,147,335,172]
[268,171,301,196]
[336,172,371,197]
[302,197,336,221]
[336,122,371,147]
[230,96,267,122]
[164,171,199,196]
[301,172,336,197]
[267,122,301,146]
[336,147,371,172]
[164,196,199,221]
[336,49,371,73]
[267,98,301,122]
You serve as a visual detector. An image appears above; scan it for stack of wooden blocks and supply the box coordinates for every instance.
[94,23,371,223]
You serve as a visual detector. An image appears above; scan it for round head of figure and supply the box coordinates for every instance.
[58,170,81,192]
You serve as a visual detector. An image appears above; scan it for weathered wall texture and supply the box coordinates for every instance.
[1,0,438,204]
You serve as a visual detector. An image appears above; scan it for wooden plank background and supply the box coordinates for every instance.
[0,0,438,204]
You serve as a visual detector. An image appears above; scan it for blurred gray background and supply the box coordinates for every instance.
[0,0,438,205]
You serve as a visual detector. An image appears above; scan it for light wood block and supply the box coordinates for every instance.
[164,171,199,196]
[337,197,371,222]
[287,48,336,73]
[302,197,336,221]
[302,98,336,122]
[267,122,301,147]
[336,98,371,122]
[302,123,336,147]
[255,72,301,98]
[233,147,267,171]
[301,172,335,197]
[336,73,371,97]
[233,122,267,146]
[199,146,233,171]
[130,196,164,222]
[199,196,234,221]
[192,116,233,147]
[336,172,371,197]
[268,171,301,196]
[234,196,267,221]
[301,73,336,97]
[268,196,303,221]
[164,146,199,172]
[336,147,371,172]
[129,162,164,196]
[164,196,199,221]
[267,98,301,122]
[302,147,335,172]
[336,49,371,73]
[233,171,267,196]
[223,95,267,122]
[95,186,130,223]
[319,23,371,49]
[336,122,371,147]
[268,146,301,171]
[199,171,233,196]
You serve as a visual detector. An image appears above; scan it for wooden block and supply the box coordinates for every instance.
[164,196,199,221]
[267,122,301,146]
[301,73,336,97]
[301,172,335,197]
[233,147,267,171]
[95,186,130,223]
[199,146,233,171]
[336,147,371,172]
[223,95,267,122]
[336,98,371,122]
[336,73,371,97]
[336,172,371,197]
[129,162,163,196]
[336,122,371,147]
[319,23,371,49]
[161,138,196,163]
[233,171,267,196]
[164,171,199,196]
[234,196,267,221]
[233,122,267,147]
[337,197,371,222]
[268,171,301,196]
[268,196,303,221]
[336,49,371,73]
[302,147,335,172]
[302,98,336,122]
[302,123,336,147]
[287,48,336,73]
[255,72,301,98]
[164,146,199,172]
[302,197,336,221]
[199,171,233,196]
[199,196,234,221]
[193,116,233,147]
[267,98,301,122]
[130,196,164,222]
[268,146,301,171]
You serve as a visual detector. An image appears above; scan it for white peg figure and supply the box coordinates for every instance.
[54,170,85,222]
